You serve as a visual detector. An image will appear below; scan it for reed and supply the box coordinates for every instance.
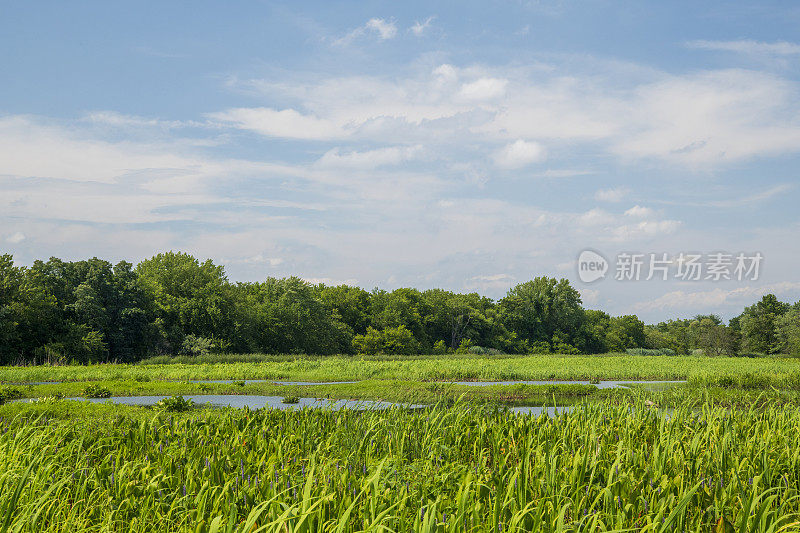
[0,399,799,531]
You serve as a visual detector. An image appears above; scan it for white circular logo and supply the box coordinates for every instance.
[577,250,608,283]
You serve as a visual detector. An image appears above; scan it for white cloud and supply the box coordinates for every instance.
[702,184,793,208]
[221,254,284,267]
[335,18,397,45]
[365,18,397,40]
[6,232,25,244]
[633,282,800,312]
[83,111,195,129]
[224,62,800,167]
[610,220,681,242]
[410,16,435,36]
[612,69,800,165]
[458,77,508,101]
[0,116,205,184]
[316,145,423,169]
[493,139,546,169]
[574,207,680,242]
[5,50,800,315]
[465,273,515,292]
[624,205,654,218]
[577,208,615,227]
[687,39,800,56]
[207,107,344,140]
[595,187,629,202]
[533,169,594,179]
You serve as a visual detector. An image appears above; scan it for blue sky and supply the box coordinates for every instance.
[2,0,800,322]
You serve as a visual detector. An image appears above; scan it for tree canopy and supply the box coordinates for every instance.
[0,252,796,362]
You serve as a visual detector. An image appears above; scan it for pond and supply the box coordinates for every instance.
[19,395,571,414]
[38,395,424,411]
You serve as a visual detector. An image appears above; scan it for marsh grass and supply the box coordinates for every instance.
[0,399,799,531]
[3,355,800,385]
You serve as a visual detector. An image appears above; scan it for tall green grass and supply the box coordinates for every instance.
[1,400,799,531]
[3,355,800,384]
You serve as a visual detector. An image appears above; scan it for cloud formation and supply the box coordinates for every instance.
[2,39,800,321]
[493,140,547,169]
[335,18,398,45]
[687,39,800,56]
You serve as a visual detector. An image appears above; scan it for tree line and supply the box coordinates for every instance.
[0,252,798,364]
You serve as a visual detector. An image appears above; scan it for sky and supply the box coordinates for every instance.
[2,0,800,322]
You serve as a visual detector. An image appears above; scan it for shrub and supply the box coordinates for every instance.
[455,339,473,354]
[154,395,194,412]
[353,326,419,355]
[529,341,551,354]
[0,387,23,405]
[553,342,580,355]
[82,385,112,399]
[180,335,215,357]
[282,396,300,404]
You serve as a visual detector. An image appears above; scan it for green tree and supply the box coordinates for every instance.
[499,277,585,351]
[0,255,25,363]
[422,289,491,349]
[232,277,351,355]
[136,252,232,353]
[314,284,372,335]
[605,315,647,352]
[370,288,430,347]
[690,315,736,356]
[739,294,789,354]
[352,325,419,355]
[582,310,611,354]
[776,308,800,356]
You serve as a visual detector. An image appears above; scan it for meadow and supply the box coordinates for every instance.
[2,355,800,531]
[2,353,800,384]
[1,398,800,532]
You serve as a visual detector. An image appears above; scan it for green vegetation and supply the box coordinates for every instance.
[2,252,799,528]
[0,386,22,405]
[3,354,800,385]
[81,384,112,398]
[0,399,798,531]
[0,378,601,407]
[3,252,799,363]
[153,395,195,412]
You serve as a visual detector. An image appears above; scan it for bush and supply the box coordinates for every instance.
[455,339,473,354]
[82,385,112,398]
[553,342,580,355]
[353,326,419,355]
[32,343,68,365]
[282,396,300,404]
[180,335,214,357]
[529,341,551,354]
[0,387,23,405]
[154,395,194,412]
